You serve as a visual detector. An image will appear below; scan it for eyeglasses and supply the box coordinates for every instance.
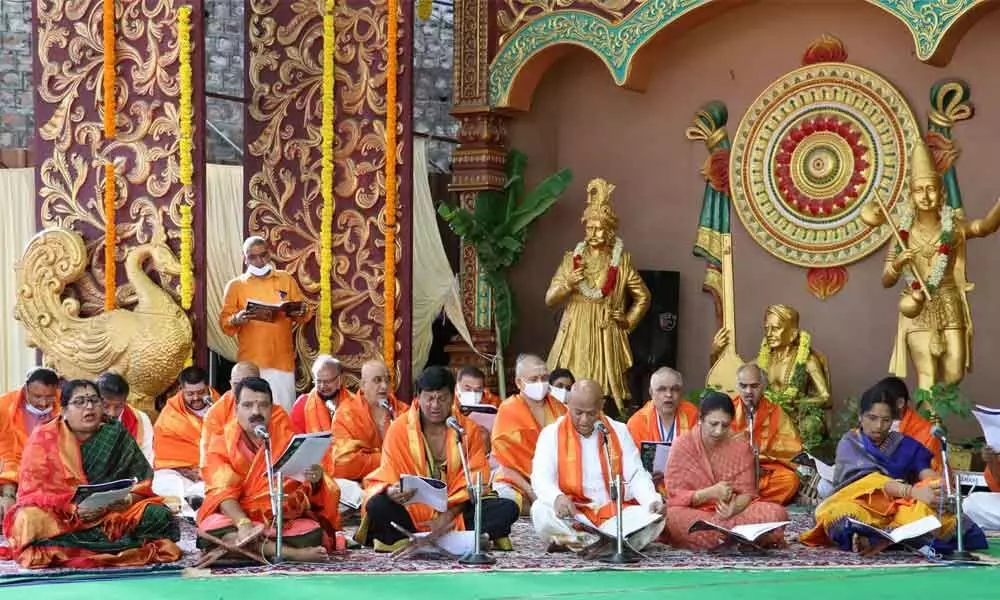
[68,395,104,408]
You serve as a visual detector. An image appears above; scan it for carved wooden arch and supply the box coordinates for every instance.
[490,0,1000,111]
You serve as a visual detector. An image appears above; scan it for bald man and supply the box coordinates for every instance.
[530,380,665,553]
[331,360,408,483]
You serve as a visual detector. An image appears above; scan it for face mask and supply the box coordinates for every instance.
[549,387,569,404]
[459,390,483,406]
[523,381,550,402]
[890,419,900,432]
[247,263,273,277]
[25,403,53,417]
[192,404,212,418]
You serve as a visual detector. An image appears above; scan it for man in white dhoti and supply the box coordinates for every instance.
[963,445,1000,531]
[530,379,666,553]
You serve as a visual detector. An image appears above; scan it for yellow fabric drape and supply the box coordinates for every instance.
[0,168,42,390]
[206,164,243,362]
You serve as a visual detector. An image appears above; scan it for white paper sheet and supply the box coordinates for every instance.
[270,432,333,480]
[400,474,449,513]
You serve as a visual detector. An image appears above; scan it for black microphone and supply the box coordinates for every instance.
[325,399,337,416]
[931,424,948,449]
[446,416,465,437]
[253,424,270,439]
[594,421,609,445]
[379,398,395,420]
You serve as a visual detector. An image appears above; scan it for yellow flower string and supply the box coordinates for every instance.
[104,164,117,311]
[103,0,116,137]
[417,0,431,20]
[178,6,193,187]
[383,0,398,374]
[179,205,194,310]
[319,0,336,355]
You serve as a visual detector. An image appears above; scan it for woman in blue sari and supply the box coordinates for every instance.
[801,380,985,554]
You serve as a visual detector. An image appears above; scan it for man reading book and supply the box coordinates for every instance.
[220,236,312,412]
[1,379,181,569]
[198,377,342,562]
[356,366,518,552]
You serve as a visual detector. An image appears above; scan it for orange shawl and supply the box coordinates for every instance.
[730,394,803,466]
[556,415,630,525]
[301,387,355,435]
[898,407,943,472]
[198,410,341,532]
[152,390,219,470]
[360,403,489,532]
[0,389,61,484]
[199,391,290,467]
[492,393,566,491]
[332,392,408,481]
[627,400,699,444]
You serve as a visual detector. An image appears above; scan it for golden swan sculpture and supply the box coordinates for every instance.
[14,227,193,416]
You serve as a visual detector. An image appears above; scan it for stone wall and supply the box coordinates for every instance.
[0,0,32,151]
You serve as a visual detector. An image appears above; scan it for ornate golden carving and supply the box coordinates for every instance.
[15,228,192,416]
[498,0,642,44]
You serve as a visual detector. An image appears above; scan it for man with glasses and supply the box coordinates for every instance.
[219,236,312,413]
[2,379,181,568]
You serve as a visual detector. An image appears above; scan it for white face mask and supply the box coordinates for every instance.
[24,403,53,417]
[890,419,901,432]
[522,381,550,402]
[549,387,569,404]
[458,390,483,406]
[247,263,273,277]
[192,403,212,418]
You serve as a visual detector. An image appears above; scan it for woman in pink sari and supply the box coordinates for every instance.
[664,392,789,549]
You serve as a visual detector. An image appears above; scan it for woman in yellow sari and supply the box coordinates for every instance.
[801,380,986,553]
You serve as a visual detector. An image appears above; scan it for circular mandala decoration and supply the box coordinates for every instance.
[730,63,920,267]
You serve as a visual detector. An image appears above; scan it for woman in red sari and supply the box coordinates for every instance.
[664,392,789,550]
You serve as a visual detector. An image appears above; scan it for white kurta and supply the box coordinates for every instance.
[964,492,1000,531]
[529,416,664,550]
[135,408,155,466]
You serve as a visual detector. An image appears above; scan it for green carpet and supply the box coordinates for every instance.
[8,566,998,600]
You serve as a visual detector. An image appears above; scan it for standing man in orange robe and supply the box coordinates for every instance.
[356,366,518,552]
[152,366,219,516]
[491,354,567,514]
[627,367,700,493]
[331,360,408,482]
[290,354,351,434]
[220,236,312,413]
[201,361,260,465]
[198,377,341,562]
[96,372,155,464]
[0,368,61,519]
[730,363,802,505]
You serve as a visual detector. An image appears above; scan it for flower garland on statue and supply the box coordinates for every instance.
[319,0,336,355]
[383,0,399,373]
[756,330,811,409]
[102,1,117,311]
[896,204,954,295]
[572,237,623,299]
[178,6,194,313]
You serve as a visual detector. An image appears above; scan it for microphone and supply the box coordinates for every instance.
[594,421,609,445]
[378,398,395,420]
[446,416,466,437]
[931,424,948,449]
[253,424,270,440]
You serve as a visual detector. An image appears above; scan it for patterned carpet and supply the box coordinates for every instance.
[4,507,979,578]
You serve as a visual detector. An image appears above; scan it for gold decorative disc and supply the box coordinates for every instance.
[729,63,919,267]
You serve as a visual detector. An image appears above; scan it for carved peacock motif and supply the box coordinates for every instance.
[14,228,193,416]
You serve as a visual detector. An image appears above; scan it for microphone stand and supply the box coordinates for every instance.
[747,403,760,493]
[261,435,284,564]
[599,426,639,564]
[454,431,495,565]
[937,432,977,562]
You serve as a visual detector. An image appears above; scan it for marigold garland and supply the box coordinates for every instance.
[417,0,431,20]
[756,330,811,406]
[384,0,399,373]
[179,204,194,310]
[178,6,194,187]
[319,1,336,355]
[104,164,117,311]
[102,0,116,137]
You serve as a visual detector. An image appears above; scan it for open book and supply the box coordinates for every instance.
[972,404,1000,450]
[573,510,663,539]
[245,299,306,322]
[338,479,364,510]
[400,475,448,513]
[74,478,137,512]
[458,404,498,431]
[687,520,790,545]
[270,432,333,481]
[411,530,477,558]
[640,442,671,475]
[846,515,941,548]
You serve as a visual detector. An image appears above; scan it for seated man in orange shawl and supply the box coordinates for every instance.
[356,366,518,552]
[881,376,942,472]
[0,368,61,519]
[290,354,353,434]
[492,354,567,514]
[96,372,155,465]
[152,366,219,516]
[200,361,260,466]
[530,380,665,552]
[627,367,699,493]
[731,363,802,505]
[331,360,408,483]
[198,377,341,562]
[1,379,180,569]
[665,392,789,550]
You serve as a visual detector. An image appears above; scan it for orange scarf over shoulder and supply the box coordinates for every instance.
[331,392,408,481]
[627,400,699,444]
[302,387,355,434]
[556,415,629,525]
[492,394,566,490]
[898,407,943,472]
[0,389,62,484]
[730,394,802,466]
[153,390,220,470]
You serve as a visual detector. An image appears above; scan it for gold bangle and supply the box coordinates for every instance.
[236,517,252,528]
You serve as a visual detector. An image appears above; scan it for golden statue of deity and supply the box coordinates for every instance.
[712,304,831,443]
[869,139,1000,394]
[545,178,650,412]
